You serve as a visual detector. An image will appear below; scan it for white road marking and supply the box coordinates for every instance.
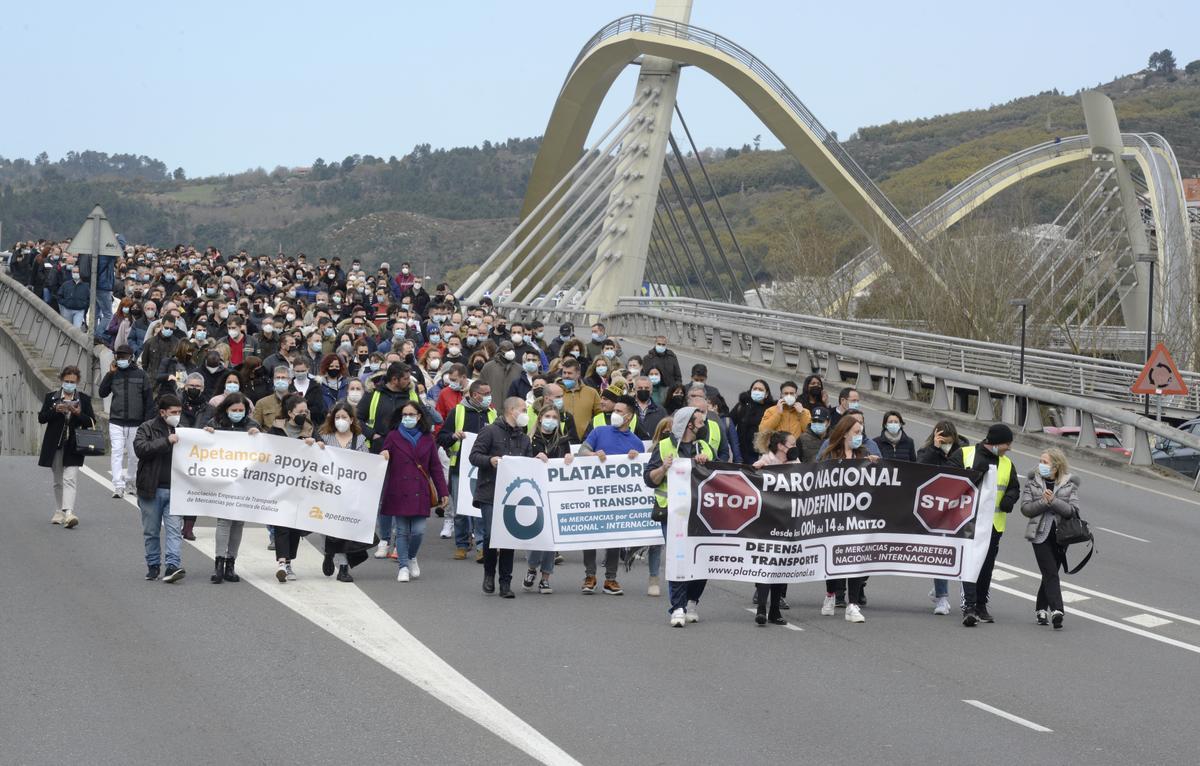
[994,561,1200,627]
[1125,614,1173,629]
[1095,526,1151,543]
[743,607,803,631]
[79,465,582,766]
[991,583,1200,656]
[990,570,1017,581]
[962,700,1053,732]
[668,347,1200,509]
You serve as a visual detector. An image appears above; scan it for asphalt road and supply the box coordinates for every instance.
[2,339,1199,765]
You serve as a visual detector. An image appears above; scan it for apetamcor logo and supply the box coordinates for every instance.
[913,474,977,534]
[308,506,324,520]
[501,477,545,540]
[696,470,762,533]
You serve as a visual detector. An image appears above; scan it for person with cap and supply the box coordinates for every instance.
[99,344,155,498]
[642,335,683,391]
[547,322,575,359]
[577,395,645,595]
[584,379,647,439]
[961,423,1019,627]
[798,405,830,462]
[644,406,713,627]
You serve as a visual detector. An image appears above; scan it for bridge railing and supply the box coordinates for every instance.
[566,14,919,244]
[612,296,1200,414]
[603,304,1200,488]
[0,270,100,396]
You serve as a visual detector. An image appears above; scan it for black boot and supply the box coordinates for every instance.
[223,557,241,583]
[482,574,496,594]
[768,590,786,624]
[211,556,226,584]
[336,564,354,583]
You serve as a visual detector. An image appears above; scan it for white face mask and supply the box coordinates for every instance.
[347,390,364,405]
[334,418,351,433]
[783,394,797,407]
[503,350,516,361]
[165,414,181,428]
[515,411,530,428]
[610,413,625,429]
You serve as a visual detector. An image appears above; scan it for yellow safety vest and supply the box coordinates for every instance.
[654,438,714,508]
[703,419,721,452]
[366,387,420,448]
[591,411,639,434]
[962,445,1014,533]
[448,403,496,466]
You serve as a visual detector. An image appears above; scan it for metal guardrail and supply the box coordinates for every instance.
[603,304,1200,487]
[0,271,100,397]
[567,15,919,245]
[612,297,1200,415]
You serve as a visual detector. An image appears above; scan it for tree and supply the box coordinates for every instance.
[1187,60,1200,75]
[34,151,49,166]
[311,157,328,180]
[752,134,762,151]
[172,167,186,181]
[1149,49,1177,75]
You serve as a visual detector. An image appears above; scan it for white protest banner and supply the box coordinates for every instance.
[488,454,662,551]
[665,459,997,584]
[455,432,481,519]
[171,427,385,544]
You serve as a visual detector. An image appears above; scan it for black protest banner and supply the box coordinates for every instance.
[663,459,997,584]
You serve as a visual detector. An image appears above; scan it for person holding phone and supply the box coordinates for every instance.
[38,366,95,529]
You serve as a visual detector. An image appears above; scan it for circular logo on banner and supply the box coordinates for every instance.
[501,477,545,540]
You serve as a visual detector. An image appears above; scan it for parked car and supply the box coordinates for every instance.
[1043,426,1131,458]
[1151,417,1200,477]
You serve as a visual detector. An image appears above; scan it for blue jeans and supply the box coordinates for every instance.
[378,515,398,548]
[528,550,556,574]
[94,289,113,341]
[648,545,662,578]
[932,579,949,598]
[394,516,427,569]
[139,488,182,568]
[450,470,484,549]
[59,306,86,329]
[662,521,705,612]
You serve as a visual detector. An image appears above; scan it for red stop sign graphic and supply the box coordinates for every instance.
[913,474,978,534]
[697,471,762,533]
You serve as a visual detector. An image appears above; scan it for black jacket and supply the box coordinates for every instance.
[916,443,963,467]
[133,416,175,499]
[99,367,154,427]
[468,419,532,507]
[641,348,683,390]
[730,392,772,462]
[37,391,96,468]
[876,431,917,462]
[356,384,420,452]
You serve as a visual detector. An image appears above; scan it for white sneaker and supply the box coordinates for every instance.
[821,594,836,616]
[409,558,420,579]
[275,562,288,582]
[50,510,66,525]
[285,563,297,581]
[397,567,411,582]
[374,542,390,559]
[685,600,699,623]
[845,603,865,623]
[647,576,661,597]
[670,608,686,627]
[439,519,453,539]
[63,512,79,529]
[933,596,951,615]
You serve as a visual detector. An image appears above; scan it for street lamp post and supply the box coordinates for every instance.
[1009,298,1029,425]
[1136,254,1157,417]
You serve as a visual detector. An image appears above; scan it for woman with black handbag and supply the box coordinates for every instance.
[1020,447,1080,630]
[38,366,96,529]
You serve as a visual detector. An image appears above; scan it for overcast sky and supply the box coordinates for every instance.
[7,1,1199,177]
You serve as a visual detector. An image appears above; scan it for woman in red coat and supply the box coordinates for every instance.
[380,401,449,582]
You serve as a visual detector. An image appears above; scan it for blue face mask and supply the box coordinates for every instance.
[850,434,864,449]
[62,382,77,393]
[466,337,479,346]
[229,410,246,423]
[225,382,240,394]
[648,375,660,386]
[401,415,419,429]
[602,349,616,359]
[1038,463,1052,478]
[810,422,827,436]
[562,378,576,390]
[274,380,289,392]
[655,345,666,354]
[885,422,902,435]
[481,395,493,409]
[522,361,537,373]
[750,389,765,403]
[848,401,861,411]
[161,328,173,338]
[195,330,207,341]
[541,417,559,433]
[430,334,441,343]
[116,359,130,369]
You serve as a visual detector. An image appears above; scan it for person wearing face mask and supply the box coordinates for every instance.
[317,353,350,412]
[201,393,261,584]
[198,353,230,399]
[631,375,666,438]
[435,379,496,559]
[179,373,214,428]
[583,357,613,392]
[558,338,589,369]
[38,366,96,529]
[645,407,713,626]
[555,358,601,440]
[916,420,964,615]
[314,403,376,583]
[358,362,421,453]
[506,322,545,368]
[479,341,522,409]
[393,262,416,297]
[523,403,572,594]
[800,374,829,410]
[55,267,91,327]
[642,335,682,391]
[434,363,469,420]
[1019,448,1078,630]
[133,393,186,583]
[415,348,444,392]
[261,333,299,376]
[380,403,449,583]
[757,380,813,442]
[266,394,317,582]
[505,351,542,401]
[876,411,917,461]
[795,405,829,462]
[139,319,182,384]
[584,322,609,359]
[828,387,862,431]
[253,365,295,429]
[216,317,258,368]
[731,379,774,463]
[468,397,535,598]
[817,415,880,623]
[99,345,154,498]
[960,424,1019,627]
[546,322,575,359]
